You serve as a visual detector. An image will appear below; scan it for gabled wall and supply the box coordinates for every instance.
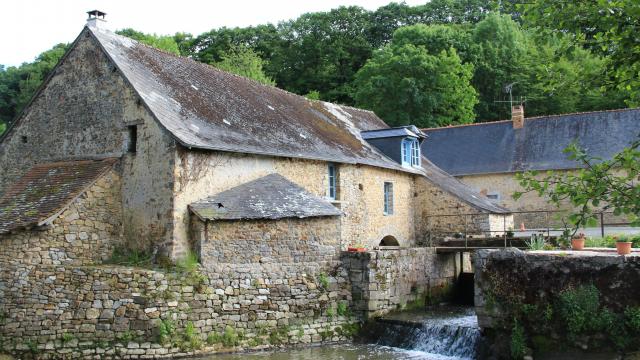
[0,29,176,252]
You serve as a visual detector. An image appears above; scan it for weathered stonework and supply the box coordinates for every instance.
[192,217,341,265]
[0,31,176,253]
[474,249,640,357]
[342,248,468,318]
[173,150,417,258]
[0,169,123,266]
[0,263,355,359]
[415,177,512,244]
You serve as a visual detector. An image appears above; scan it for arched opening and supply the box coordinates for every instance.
[379,235,399,247]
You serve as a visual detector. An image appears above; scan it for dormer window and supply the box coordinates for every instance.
[401,138,420,167]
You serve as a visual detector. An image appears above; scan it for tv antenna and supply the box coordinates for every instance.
[494,81,526,108]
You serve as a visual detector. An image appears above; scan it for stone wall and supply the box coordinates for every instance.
[0,169,123,266]
[459,171,628,229]
[0,30,176,253]
[192,217,341,266]
[0,262,355,359]
[173,149,417,257]
[414,177,509,245]
[474,249,640,357]
[342,248,467,318]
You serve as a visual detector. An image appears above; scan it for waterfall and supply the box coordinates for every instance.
[364,307,481,359]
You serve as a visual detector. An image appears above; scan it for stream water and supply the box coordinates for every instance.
[207,306,480,360]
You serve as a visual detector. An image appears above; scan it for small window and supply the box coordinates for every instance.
[487,192,500,201]
[411,140,420,166]
[327,163,338,200]
[402,138,420,167]
[21,136,28,143]
[383,182,393,215]
[127,125,137,153]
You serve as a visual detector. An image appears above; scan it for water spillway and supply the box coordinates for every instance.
[362,306,482,359]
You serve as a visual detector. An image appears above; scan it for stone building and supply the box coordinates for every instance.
[0,21,508,263]
[0,15,514,357]
[423,106,639,227]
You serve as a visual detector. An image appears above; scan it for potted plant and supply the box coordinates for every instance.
[347,243,366,252]
[615,236,632,255]
[571,233,585,250]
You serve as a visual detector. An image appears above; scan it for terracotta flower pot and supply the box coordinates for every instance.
[571,238,585,250]
[347,247,366,253]
[616,241,632,255]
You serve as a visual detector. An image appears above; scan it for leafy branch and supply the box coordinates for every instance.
[513,137,640,232]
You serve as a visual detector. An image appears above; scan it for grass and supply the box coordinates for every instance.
[108,248,153,267]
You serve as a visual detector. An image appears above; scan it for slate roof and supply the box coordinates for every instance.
[189,174,342,220]
[361,126,425,140]
[422,108,640,176]
[87,26,422,174]
[0,159,117,234]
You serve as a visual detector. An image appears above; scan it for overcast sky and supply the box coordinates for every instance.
[1,0,427,67]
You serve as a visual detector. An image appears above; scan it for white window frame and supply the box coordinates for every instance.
[383,182,394,215]
[410,139,420,166]
[327,163,337,200]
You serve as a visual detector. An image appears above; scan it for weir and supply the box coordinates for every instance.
[361,306,482,359]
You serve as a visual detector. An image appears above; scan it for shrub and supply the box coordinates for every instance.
[558,284,601,336]
[222,326,240,347]
[180,321,202,351]
[158,318,176,345]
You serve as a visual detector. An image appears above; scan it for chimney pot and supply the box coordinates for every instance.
[86,10,107,28]
[512,105,524,129]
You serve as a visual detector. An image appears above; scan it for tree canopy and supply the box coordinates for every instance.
[0,0,634,135]
[353,26,477,127]
[213,45,275,86]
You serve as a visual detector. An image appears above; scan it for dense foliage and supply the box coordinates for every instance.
[0,0,633,134]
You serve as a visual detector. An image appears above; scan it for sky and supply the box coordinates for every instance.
[0,0,426,67]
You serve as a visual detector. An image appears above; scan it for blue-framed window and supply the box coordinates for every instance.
[383,182,393,215]
[328,163,337,200]
[401,138,420,167]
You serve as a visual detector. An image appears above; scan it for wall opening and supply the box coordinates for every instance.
[379,235,399,247]
[127,125,137,153]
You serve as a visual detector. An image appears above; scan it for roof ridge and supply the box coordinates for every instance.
[423,107,639,131]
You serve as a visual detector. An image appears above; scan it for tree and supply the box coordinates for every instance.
[353,36,477,127]
[471,13,532,122]
[514,139,640,232]
[0,43,68,128]
[521,0,640,106]
[213,45,275,86]
[115,29,181,55]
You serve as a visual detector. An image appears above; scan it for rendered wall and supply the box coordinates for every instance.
[173,149,416,258]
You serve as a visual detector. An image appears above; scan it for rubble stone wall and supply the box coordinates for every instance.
[173,150,417,257]
[0,169,123,266]
[0,262,355,359]
[414,177,511,245]
[343,248,467,318]
[192,217,341,266]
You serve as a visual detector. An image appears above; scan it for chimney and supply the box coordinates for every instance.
[512,104,524,129]
[86,10,107,28]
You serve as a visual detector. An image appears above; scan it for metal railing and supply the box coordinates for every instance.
[424,210,637,249]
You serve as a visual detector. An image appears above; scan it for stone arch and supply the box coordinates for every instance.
[379,235,400,247]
